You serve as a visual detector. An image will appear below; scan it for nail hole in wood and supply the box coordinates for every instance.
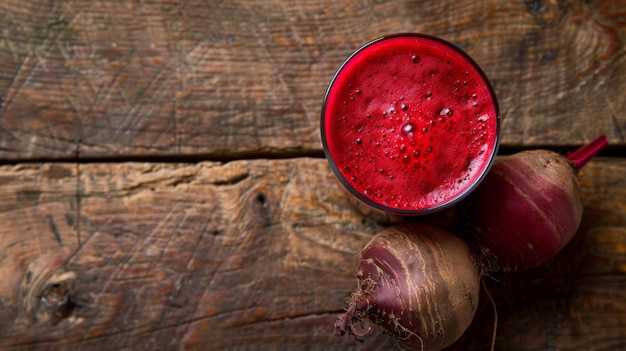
[255,193,268,208]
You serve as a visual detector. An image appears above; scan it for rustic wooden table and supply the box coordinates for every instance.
[1,1,624,350]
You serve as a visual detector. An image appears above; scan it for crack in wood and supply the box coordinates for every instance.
[47,215,63,247]
[76,136,82,247]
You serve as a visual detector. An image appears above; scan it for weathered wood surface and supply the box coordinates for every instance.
[1,0,625,349]
[0,158,624,350]
[1,0,625,160]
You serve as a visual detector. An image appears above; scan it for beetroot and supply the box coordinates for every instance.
[459,135,608,271]
[335,223,480,350]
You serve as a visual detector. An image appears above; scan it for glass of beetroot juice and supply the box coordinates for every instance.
[321,33,500,216]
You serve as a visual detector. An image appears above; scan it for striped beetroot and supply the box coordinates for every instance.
[459,135,608,271]
[334,223,480,351]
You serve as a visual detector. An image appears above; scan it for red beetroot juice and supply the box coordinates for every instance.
[321,34,500,215]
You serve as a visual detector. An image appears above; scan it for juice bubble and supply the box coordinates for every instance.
[401,122,416,137]
[440,108,453,116]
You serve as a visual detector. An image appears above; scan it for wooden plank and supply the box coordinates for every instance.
[1,0,624,160]
[0,157,624,350]
[0,159,385,350]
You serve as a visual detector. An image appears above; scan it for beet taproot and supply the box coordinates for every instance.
[459,135,608,272]
[335,223,480,351]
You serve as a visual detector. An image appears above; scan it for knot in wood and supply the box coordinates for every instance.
[37,272,77,325]
[24,267,77,325]
[41,282,70,308]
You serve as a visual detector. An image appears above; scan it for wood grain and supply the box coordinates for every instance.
[1,0,624,160]
[0,157,624,350]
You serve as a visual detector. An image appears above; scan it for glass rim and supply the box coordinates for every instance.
[320,33,501,216]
